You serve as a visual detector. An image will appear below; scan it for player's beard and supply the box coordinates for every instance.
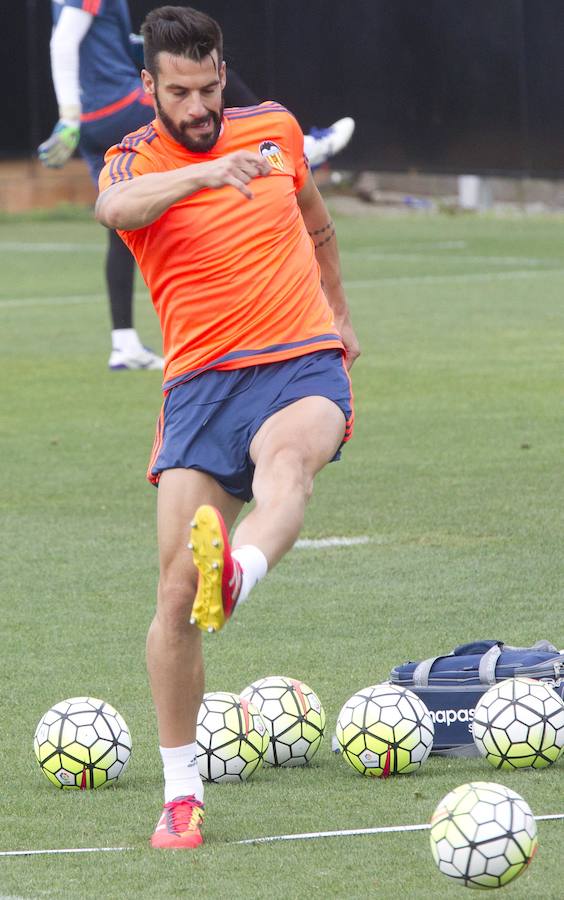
[155,91,224,153]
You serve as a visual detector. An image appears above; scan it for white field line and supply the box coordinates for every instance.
[345,268,564,288]
[0,847,130,858]
[236,813,564,845]
[0,294,106,309]
[0,242,104,253]
[0,814,562,855]
[396,241,467,250]
[2,241,555,266]
[2,267,564,312]
[342,250,561,266]
[0,241,462,254]
[294,536,371,549]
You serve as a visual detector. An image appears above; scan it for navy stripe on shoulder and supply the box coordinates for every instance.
[225,101,288,120]
[225,106,291,122]
[109,151,136,184]
[225,102,270,114]
[225,100,286,111]
[120,123,156,150]
[108,154,122,185]
[225,102,286,114]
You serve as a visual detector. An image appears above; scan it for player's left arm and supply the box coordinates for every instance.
[38,5,93,168]
[297,173,360,369]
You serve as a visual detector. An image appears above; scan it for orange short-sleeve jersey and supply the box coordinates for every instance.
[99,103,344,389]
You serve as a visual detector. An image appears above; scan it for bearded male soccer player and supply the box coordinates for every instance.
[96,5,360,850]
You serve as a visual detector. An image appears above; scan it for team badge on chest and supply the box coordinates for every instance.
[259,140,285,172]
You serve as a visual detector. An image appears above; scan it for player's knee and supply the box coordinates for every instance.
[157,574,198,629]
[257,446,314,502]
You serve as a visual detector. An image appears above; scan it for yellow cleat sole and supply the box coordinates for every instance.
[189,505,226,633]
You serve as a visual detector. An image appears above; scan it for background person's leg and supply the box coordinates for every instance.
[224,69,355,168]
[106,229,135,329]
[106,226,163,370]
[81,103,163,368]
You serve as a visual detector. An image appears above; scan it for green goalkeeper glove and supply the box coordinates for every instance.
[38,121,80,168]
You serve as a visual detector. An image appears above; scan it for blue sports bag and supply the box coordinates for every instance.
[389,640,564,755]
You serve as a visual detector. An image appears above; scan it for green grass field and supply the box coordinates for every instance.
[1,206,563,898]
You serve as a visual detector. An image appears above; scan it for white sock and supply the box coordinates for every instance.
[232,545,268,603]
[111,328,143,354]
[160,742,204,804]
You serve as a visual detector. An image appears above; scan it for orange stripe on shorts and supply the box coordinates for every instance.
[80,88,145,123]
[146,404,165,484]
[83,0,102,15]
[341,355,355,442]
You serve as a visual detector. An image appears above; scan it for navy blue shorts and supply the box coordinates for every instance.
[147,350,354,502]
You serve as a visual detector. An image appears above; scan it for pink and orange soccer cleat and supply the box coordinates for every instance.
[150,795,205,849]
[188,505,242,633]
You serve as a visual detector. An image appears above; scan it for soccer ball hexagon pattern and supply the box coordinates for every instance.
[430,781,538,888]
[335,683,434,777]
[472,677,564,770]
[34,697,131,789]
[240,675,326,766]
[196,691,269,783]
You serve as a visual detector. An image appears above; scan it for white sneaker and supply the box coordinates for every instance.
[108,346,164,371]
[304,117,356,169]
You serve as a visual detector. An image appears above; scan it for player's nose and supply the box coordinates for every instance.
[185,94,208,119]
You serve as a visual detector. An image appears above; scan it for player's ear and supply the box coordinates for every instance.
[219,61,226,91]
[141,69,156,96]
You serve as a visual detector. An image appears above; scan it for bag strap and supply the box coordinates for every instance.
[478,644,503,684]
[412,656,443,687]
[411,641,561,687]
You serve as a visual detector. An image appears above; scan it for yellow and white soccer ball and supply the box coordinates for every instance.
[335,682,434,777]
[240,676,326,766]
[196,691,269,783]
[472,677,564,769]
[34,696,131,789]
[430,781,538,889]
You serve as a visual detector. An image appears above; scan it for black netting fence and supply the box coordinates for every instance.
[6,0,564,176]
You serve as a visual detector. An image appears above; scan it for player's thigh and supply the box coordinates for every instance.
[157,468,243,584]
[249,395,346,477]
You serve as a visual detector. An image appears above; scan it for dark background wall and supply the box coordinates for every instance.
[6,0,564,176]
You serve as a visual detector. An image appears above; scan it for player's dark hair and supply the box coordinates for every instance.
[142,6,223,78]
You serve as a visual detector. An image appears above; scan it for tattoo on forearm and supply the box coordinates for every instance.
[314,227,336,249]
[308,220,336,249]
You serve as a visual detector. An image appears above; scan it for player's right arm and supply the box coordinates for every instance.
[95,152,271,230]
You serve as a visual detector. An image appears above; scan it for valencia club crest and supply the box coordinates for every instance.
[259,140,285,172]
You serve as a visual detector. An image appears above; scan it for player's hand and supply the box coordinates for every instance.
[38,121,80,168]
[202,151,272,199]
[334,310,361,370]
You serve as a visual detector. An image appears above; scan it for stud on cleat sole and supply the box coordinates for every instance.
[188,504,238,634]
